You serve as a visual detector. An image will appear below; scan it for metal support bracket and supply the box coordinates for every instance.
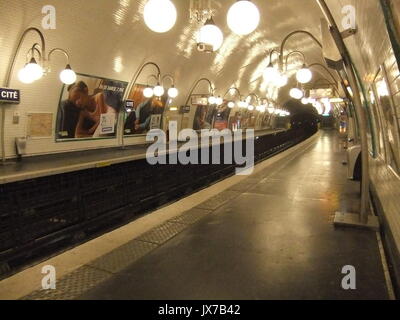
[341,28,357,39]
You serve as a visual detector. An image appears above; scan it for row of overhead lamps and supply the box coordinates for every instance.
[144,0,260,38]
[18,50,77,85]
[263,62,313,89]
[143,84,179,99]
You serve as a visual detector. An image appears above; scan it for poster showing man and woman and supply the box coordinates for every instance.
[123,84,168,136]
[192,98,231,131]
[56,74,128,140]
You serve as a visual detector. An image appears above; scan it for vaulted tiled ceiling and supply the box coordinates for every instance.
[0,0,339,111]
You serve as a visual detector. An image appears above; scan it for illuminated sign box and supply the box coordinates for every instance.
[0,88,20,104]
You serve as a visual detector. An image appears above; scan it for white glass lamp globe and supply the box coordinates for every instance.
[228,101,235,109]
[263,64,280,84]
[301,97,309,105]
[197,20,224,52]
[59,65,77,85]
[153,85,165,97]
[276,74,288,88]
[208,96,216,104]
[267,106,275,114]
[290,88,304,100]
[215,96,223,105]
[227,0,260,36]
[296,66,313,84]
[18,66,35,84]
[143,0,177,33]
[168,87,179,98]
[259,105,266,113]
[25,58,44,81]
[248,105,254,111]
[143,87,154,98]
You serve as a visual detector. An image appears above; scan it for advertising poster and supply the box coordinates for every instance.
[213,102,231,131]
[124,84,168,136]
[192,95,217,131]
[56,74,128,140]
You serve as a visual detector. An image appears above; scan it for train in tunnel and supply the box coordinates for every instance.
[0,0,400,301]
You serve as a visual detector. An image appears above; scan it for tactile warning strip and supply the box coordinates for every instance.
[195,190,241,210]
[21,191,241,300]
[169,208,212,225]
[22,266,112,300]
[136,221,187,245]
[87,240,158,274]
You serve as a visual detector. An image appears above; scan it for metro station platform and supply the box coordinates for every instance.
[0,130,394,300]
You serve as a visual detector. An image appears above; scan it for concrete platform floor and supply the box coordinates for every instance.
[75,130,390,300]
[13,130,392,300]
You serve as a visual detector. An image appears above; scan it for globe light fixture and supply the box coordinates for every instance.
[301,97,309,105]
[228,101,235,108]
[238,100,246,108]
[168,86,179,98]
[259,105,266,113]
[197,18,224,52]
[215,96,223,106]
[144,0,177,33]
[276,74,288,88]
[18,64,35,84]
[153,84,165,97]
[144,86,154,98]
[289,87,304,100]
[227,0,260,36]
[59,64,77,85]
[248,105,254,111]
[24,57,44,81]
[263,63,280,84]
[296,65,313,84]
[208,96,217,104]
[267,105,275,114]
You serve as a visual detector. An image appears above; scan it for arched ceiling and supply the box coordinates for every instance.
[0,0,338,110]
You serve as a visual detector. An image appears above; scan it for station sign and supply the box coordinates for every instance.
[0,88,20,104]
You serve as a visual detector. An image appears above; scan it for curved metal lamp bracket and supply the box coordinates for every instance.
[184,78,214,107]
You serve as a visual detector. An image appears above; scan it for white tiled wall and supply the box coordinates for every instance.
[328,0,400,256]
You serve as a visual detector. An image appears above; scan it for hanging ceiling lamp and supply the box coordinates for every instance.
[208,96,217,104]
[301,97,309,105]
[153,84,165,97]
[290,88,304,100]
[263,63,280,84]
[59,64,77,85]
[143,86,154,98]
[168,86,179,98]
[144,0,177,33]
[197,18,224,52]
[227,0,260,36]
[276,74,288,88]
[24,57,44,81]
[296,65,313,84]
[267,105,275,114]
[228,101,235,108]
[18,64,35,84]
